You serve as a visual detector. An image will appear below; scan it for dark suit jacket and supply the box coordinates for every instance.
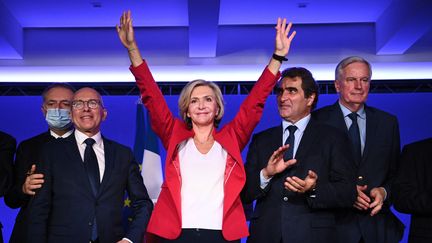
[241,118,356,243]
[313,102,404,243]
[0,131,16,197]
[4,131,55,243]
[28,134,153,243]
[393,138,432,243]
[0,131,16,243]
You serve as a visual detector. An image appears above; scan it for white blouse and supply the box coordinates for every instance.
[178,138,227,230]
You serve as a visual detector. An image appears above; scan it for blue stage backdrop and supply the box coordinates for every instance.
[1,92,431,243]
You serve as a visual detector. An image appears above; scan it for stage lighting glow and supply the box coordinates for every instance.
[0,62,431,83]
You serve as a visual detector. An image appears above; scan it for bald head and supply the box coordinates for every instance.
[71,87,107,137]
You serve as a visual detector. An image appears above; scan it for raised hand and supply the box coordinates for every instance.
[274,18,296,57]
[117,10,143,67]
[262,145,297,179]
[284,170,317,193]
[116,10,136,50]
[22,164,44,196]
[267,18,296,74]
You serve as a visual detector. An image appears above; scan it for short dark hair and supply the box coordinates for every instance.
[278,67,319,110]
[42,83,75,102]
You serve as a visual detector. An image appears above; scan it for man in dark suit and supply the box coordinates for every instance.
[4,83,75,243]
[0,131,16,243]
[393,138,432,243]
[313,56,404,243]
[242,67,356,243]
[28,87,153,243]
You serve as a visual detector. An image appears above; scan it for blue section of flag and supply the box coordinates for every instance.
[132,102,164,200]
[133,103,160,161]
[133,104,145,164]
[143,110,160,155]
[124,102,164,230]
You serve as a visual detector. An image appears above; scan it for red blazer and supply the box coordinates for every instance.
[130,61,280,241]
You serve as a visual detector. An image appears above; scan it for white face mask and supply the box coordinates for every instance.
[45,108,72,130]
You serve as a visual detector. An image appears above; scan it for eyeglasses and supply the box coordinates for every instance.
[72,99,101,110]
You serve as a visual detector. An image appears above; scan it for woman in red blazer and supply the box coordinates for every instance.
[117,11,296,243]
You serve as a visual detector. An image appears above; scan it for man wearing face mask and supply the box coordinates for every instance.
[4,83,75,243]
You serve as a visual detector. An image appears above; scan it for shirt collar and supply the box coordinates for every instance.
[338,101,366,120]
[74,129,102,146]
[282,114,311,133]
[50,129,74,139]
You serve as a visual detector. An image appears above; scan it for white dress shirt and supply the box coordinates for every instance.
[50,129,73,139]
[260,114,311,188]
[339,102,366,155]
[74,130,105,182]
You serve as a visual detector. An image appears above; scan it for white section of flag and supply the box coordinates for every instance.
[141,149,163,203]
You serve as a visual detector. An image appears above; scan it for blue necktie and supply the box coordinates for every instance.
[348,112,362,164]
[284,125,297,161]
[84,138,99,241]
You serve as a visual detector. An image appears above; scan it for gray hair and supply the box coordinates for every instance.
[335,56,372,80]
[42,83,75,102]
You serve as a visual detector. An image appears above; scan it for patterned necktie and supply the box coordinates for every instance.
[348,112,362,163]
[284,125,298,161]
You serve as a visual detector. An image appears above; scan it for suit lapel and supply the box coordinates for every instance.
[64,134,95,197]
[98,137,114,197]
[329,102,349,133]
[268,125,283,157]
[362,105,377,164]
[43,131,56,143]
[263,125,288,191]
[295,119,319,162]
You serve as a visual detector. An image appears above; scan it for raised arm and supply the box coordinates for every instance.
[267,18,296,75]
[229,18,296,149]
[117,11,176,148]
[116,10,143,67]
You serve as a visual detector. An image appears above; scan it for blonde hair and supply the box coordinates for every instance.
[178,79,225,129]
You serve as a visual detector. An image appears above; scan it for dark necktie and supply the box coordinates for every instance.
[284,125,297,161]
[84,138,99,241]
[348,112,362,164]
[84,138,100,193]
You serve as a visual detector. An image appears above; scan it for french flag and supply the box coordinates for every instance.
[133,103,163,202]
